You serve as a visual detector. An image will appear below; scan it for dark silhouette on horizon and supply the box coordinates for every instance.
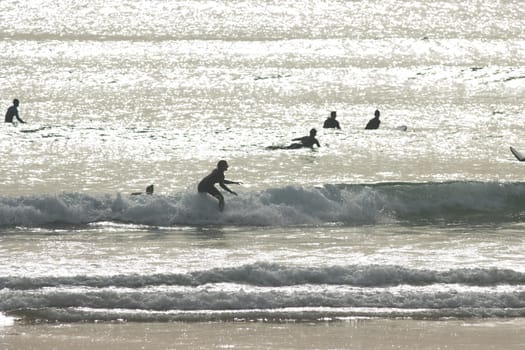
[365,109,381,130]
[5,99,25,124]
[287,128,321,149]
[323,111,341,129]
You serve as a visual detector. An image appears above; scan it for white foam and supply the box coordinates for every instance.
[0,312,15,327]
[1,264,524,290]
[2,263,524,322]
[0,182,524,228]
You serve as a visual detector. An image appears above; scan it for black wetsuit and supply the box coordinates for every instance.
[288,136,321,149]
[365,117,380,130]
[198,169,225,198]
[5,106,24,123]
[323,118,340,129]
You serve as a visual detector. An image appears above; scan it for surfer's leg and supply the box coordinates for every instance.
[208,187,225,211]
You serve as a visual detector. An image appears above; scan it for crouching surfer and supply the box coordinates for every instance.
[198,160,241,211]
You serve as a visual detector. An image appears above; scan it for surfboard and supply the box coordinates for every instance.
[131,184,154,195]
[510,146,525,161]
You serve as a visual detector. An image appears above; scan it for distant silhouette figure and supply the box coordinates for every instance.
[323,111,341,129]
[5,99,25,124]
[365,110,381,130]
[198,160,241,211]
[287,128,321,149]
[131,184,154,196]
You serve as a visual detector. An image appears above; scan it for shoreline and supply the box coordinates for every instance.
[2,318,525,350]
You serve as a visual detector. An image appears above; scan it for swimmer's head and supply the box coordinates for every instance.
[13,99,19,107]
[146,184,154,195]
[310,128,317,136]
[374,109,380,118]
[217,160,229,171]
[330,111,336,118]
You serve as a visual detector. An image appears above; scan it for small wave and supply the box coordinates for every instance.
[1,263,524,290]
[4,289,525,323]
[9,306,525,324]
[2,263,524,323]
[1,182,525,228]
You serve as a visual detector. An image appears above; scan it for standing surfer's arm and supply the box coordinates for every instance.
[224,180,241,185]
[219,182,237,195]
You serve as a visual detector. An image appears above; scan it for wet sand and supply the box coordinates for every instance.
[1,318,525,350]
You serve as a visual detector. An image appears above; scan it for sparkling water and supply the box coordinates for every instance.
[0,0,524,323]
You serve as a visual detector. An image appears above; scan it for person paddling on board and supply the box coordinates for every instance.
[198,160,241,211]
[5,99,26,124]
[323,111,341,129]
[287,128,321,149]
[365,109,381,130]
[131,184,154,195]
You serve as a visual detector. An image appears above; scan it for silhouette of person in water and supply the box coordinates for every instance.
[323,111,341,129]
[131,184,154,196]
[5,99,25,124]
[198,160,241,211]
[287,128,321,149]
[365,109,381,130]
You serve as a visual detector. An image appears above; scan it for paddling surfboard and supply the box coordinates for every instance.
[510,146,525,161]
[131,184,154,195]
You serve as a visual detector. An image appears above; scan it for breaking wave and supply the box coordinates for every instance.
[1,181,525,228]
[1,263,525,323]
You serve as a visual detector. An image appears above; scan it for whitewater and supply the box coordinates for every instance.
[1,182,524,323]
[0,1,524,346]
[2,182,525,227]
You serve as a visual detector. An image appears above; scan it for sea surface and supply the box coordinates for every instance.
[0,0,524,328]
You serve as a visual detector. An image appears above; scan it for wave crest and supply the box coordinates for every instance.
[1,182,525,228]
[1,263,524,290]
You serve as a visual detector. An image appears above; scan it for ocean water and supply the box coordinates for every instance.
[0,0,525,327]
